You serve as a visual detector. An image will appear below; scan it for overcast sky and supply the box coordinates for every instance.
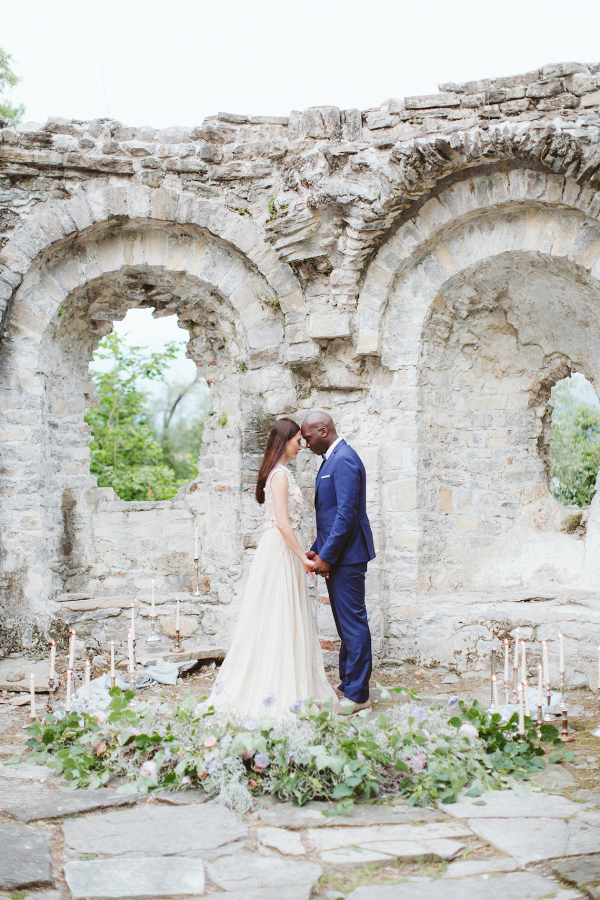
[4,0,600,128]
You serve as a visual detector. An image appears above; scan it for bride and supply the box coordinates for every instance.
[208,418,337,718]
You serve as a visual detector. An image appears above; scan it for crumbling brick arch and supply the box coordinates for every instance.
[0,215,299,642]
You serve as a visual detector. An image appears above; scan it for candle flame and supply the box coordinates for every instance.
[491,674,496,682]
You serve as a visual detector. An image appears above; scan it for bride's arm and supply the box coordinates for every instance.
[270,471,314,576]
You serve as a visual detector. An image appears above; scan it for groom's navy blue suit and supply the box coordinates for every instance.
[311,439,375,703]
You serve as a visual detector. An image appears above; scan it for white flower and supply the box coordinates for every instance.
[140,760,157,777]
[458,723,479,740]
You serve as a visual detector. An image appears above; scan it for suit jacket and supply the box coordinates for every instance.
[311,439,376,566]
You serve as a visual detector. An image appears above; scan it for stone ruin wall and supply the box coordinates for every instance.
[2,60,600,684]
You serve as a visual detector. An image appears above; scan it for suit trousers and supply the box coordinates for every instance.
[325,561,372,703]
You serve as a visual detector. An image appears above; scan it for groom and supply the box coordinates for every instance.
[301,412,376,714]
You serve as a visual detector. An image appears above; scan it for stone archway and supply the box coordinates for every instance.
[0,214,301,647]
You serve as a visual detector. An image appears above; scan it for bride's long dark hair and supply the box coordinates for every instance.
[255,418,301,505]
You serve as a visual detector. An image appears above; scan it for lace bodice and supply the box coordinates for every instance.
[264,464,303,530]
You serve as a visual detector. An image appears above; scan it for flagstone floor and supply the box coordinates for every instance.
[0,664,599,900]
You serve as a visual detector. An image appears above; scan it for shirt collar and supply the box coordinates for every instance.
[324,436,343,460]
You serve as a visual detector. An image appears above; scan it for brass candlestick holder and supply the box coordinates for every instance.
[511,666,518,704]
[47,676,57,713]
[559,672,575,742]
[128,668,136,693]
[192,557,201,596]
[591,690,600,738]
[170,629,185,653]
[146,616,160,643]
[110,675,116,689]
[543,679,554,721]
[537,703,543,734]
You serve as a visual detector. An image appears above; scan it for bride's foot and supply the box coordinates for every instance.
[333,698,372,716]
[332,683,345,700]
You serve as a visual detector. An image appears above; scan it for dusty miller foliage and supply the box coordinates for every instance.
[22,685,569,813]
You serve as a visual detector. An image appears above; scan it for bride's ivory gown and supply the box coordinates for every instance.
[209,463,337,718]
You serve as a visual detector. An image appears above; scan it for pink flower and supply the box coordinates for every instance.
[407,753,427,772]
[140,760,157,777]
[203,736,217,748]
[459,723,479,741]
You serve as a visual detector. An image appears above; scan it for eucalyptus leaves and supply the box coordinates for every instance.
[24,685,570,813]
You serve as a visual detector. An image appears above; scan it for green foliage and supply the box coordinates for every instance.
[266,297,280,311]
[0,48,24,121]
[85,333,188,501]
[23,686,568,813]
[235,360,248,373]
[550,378,600,507]
[268,198,278,220]
[217,412,228,426]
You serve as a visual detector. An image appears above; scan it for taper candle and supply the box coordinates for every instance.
[68,629,76,669]
[559,633,565,674]
[84,660,90,701]
[194,526,198,559]
[151,580,155,618]
[492,674,499,712]
[537,664,543,707]
[504,638,509,684]
[175,598,180,632]
[524,680,530,717]
[513,627,520,668]
[110,641,115,678]
[30,672,36,717]
[518,682,525,734]
[542,640,550,685]
[521,640,527,684]
[49,640,56,681]
[127,631,134,672]
[130,604,136,641]
[66,669,72,712]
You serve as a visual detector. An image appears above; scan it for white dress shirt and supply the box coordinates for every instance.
[324,436,343,460]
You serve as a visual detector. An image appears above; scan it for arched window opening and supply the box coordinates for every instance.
[550,373,600,508]
[86,309,210,501]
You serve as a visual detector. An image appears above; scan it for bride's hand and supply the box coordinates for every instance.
[303,557,315,578]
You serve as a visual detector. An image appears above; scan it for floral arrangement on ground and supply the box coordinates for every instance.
[23,685,573,813]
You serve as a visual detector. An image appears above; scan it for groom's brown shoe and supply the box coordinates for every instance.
[333,699,372,716]
[332,684,345,700]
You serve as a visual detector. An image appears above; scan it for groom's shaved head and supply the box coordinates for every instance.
[303,411,335,431]
[301,411,338,456]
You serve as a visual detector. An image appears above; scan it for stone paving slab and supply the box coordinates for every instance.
[62,802,247,856]
[467,812,600,864]
[255,800,445,829]
[9,788,142,822]
[552,853,600,898]
[0,824,53,891]
[0,762,52,781]
[205,851,322,892]
[64,857,205,898]
[305,820,471,852]
[444,789,582,819]
[214,889,311,900]
[0,783,55,812]
[320,838,466,867]
[257,825,307,855]
[443,857,522,878]
[346,871,582,899]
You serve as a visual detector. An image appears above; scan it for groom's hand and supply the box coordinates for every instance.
[312,554,330,577]
[306,550,316,560]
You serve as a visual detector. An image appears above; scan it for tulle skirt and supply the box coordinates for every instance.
[208,526,337,719]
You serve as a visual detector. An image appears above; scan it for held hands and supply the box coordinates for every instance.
[306,549,330,578]
[303,557,315,578]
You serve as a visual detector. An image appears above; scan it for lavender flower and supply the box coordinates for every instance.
[287,749,300,761]
[243,717,259,731]
[290,698,302,712]
[254,753,270,769]
[346,726,357,738]
[206,758,220,775]
[447,696,459,708]
[263,693,276,708]
[164,748,172,762]
[220,734,233,748]
[214,680,224,696]
[414,706,428,722]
